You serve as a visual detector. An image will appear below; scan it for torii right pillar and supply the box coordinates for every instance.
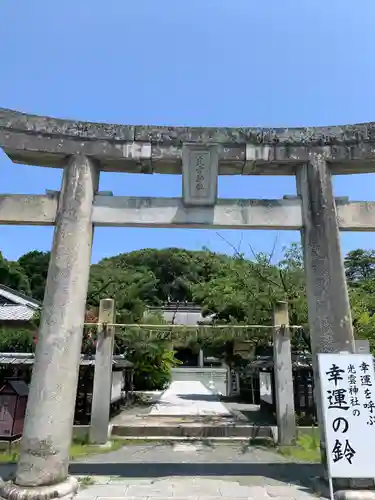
[297,156,355,444]
[296,156,366,496]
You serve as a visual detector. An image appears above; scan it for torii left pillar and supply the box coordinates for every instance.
[0,155,98,500]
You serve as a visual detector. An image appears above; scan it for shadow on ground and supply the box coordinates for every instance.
[177,394,220,402]
[0,462,323,480]
[224,401,276,425]
[238,410,276,425]
[68,462,323,492]
[0,461,324,496]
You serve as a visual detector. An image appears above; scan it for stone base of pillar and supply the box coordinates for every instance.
[310,477,375,500]
[0,476,78,500]
[335,490,375,500]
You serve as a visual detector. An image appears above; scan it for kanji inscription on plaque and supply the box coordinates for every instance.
[182,145,219,206]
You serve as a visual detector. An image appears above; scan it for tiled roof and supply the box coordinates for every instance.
[148,302,202,312]
[145,303,216,326]
[0,285,41,321]
[0,285,41,308]
[0,305,36,321]
[4,380,29,396]
[0,354,34,365]
[0,353,133,368]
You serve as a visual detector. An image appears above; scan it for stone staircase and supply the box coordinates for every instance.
[111,415,274,439]
[110,381,275,440]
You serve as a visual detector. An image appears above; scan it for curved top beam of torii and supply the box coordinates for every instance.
[1,107,375,175]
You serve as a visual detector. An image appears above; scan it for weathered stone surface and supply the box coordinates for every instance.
[182,145,219,206]
[2,108,375,174]
[297,158,355,353]
[14,155,98,488]
[0,194,58,224]
[92,196,303,229]
[89,299,116,445]
[134,123,375,145]
[2,194,375,231]
[336,200,375,230]
[0,130,151,162]
[0,108,134,141]
[296,158,355,473]
[0,476,78,500]
[273,302,296,446]
[1,107,375,145]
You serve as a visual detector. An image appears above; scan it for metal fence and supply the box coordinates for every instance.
[0,353,134,425]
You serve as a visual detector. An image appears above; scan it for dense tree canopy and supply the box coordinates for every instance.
[345,249,375,284]
[18,251,50,302]
[0,251,31,295]
[2,243,375,352]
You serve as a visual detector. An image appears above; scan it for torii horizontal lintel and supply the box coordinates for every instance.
[1,108,375,174]
[0,194,374,231]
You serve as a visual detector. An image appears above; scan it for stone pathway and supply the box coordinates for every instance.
[71,442,323,499]
[76,442,293,464]
[0,443,323,499]
[149,381,231,416]
[73,383,322,498]
[76,475,322,499]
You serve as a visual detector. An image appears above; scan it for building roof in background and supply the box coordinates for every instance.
[1,379,29,396]
[0,353,133,368]
[0,285,41,322]
[148,302,202,312]
[146,301,215,326]
[248,354,314,370]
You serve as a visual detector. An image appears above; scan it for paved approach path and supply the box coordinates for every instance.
[149,380,231,416]
[0,443,323,499]
[76,475,321,499]
[71,442,323,499]
[71,383,322,498]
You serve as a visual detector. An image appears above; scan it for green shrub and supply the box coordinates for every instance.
[115,323,181,391]
[132,347,179,391]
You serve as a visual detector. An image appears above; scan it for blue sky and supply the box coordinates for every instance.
[1,0,375,264]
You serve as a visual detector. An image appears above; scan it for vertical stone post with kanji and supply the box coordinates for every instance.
[296,157,355,464]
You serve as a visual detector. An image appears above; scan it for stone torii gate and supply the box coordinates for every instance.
[0,107,374,498]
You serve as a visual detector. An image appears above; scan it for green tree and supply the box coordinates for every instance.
[103,247,226,303]
[0,252,31,294]
[87,262,159,322]
[345,249,375,284]
[0,327,35,352]
[278,243,308,328]
[7,242,375,356]
[115,315,181,390]
[18,251,50,301]
[0,310,40,353]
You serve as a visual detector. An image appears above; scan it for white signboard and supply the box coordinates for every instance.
[111,371,124,403]
[259,371,273,405]
[318,353,375,478]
